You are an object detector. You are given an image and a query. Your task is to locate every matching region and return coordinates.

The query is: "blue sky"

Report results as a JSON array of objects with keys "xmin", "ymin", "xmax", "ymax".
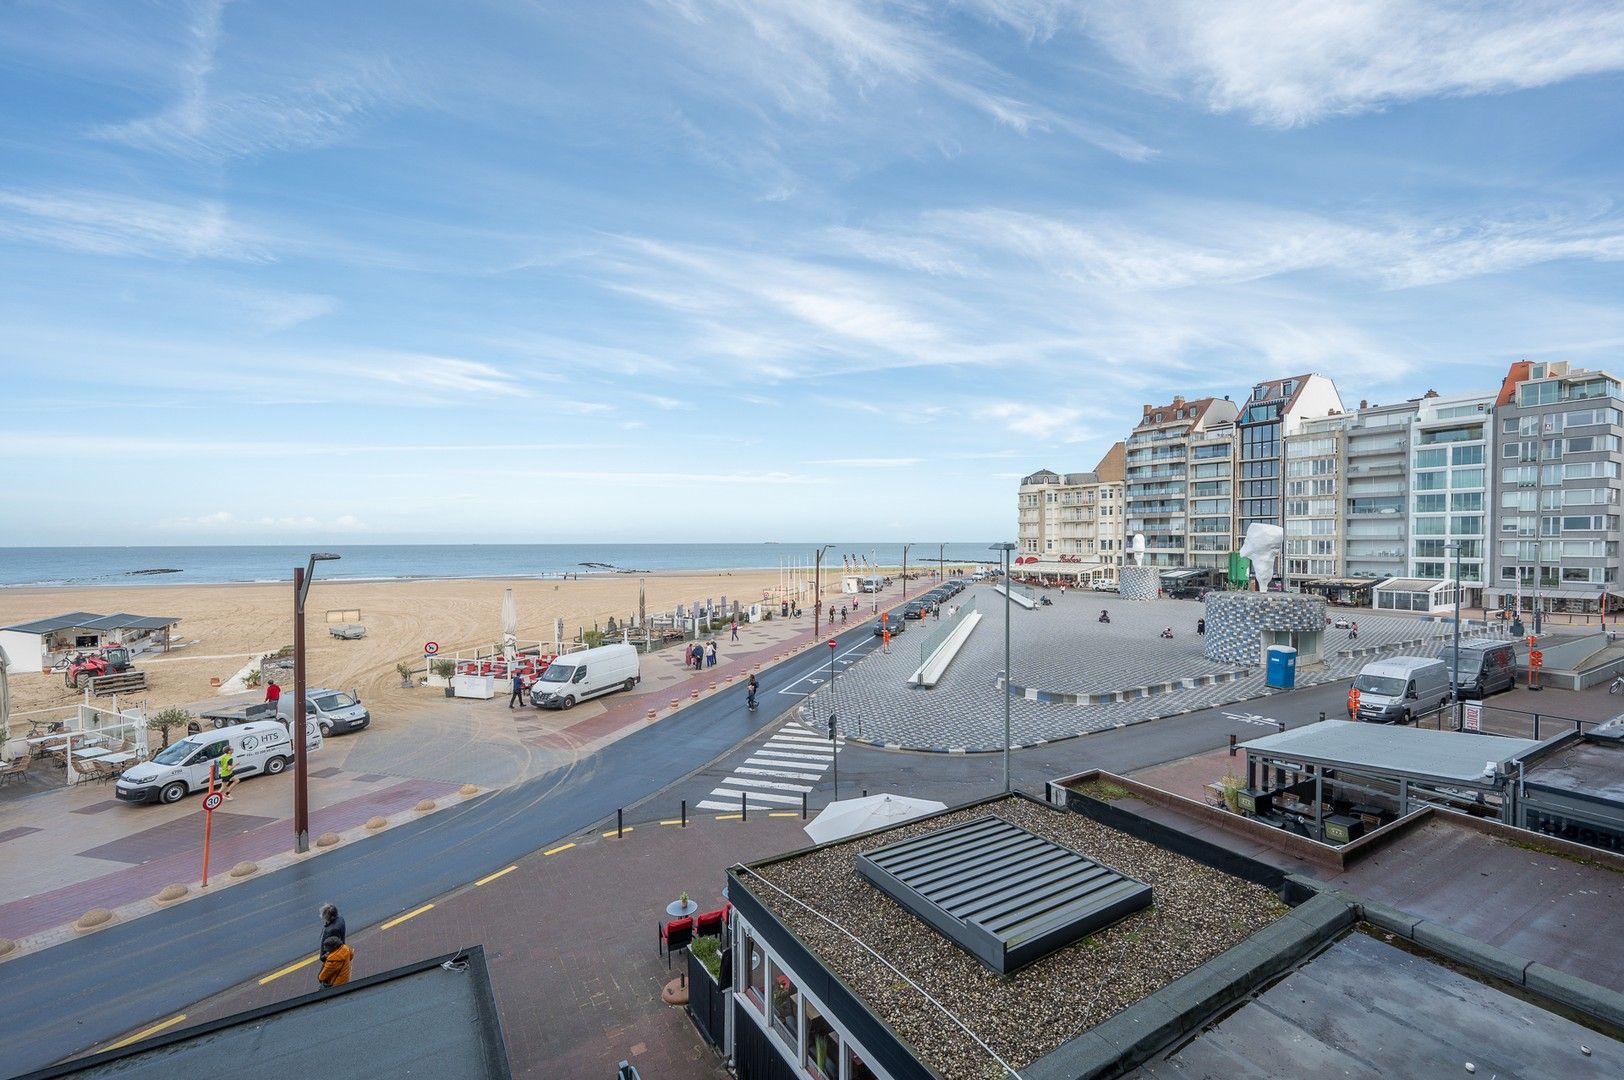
[{"xmin": 2, "ymin": 1, "xmax": 1622, "ymax": 545}]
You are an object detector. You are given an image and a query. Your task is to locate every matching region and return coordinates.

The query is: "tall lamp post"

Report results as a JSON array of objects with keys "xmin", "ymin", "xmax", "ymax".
[
  {"xmin": 827, "ymin": 637, "xmax": 839, "ymax": 799},
  {"xmin": 1446, "ymin": 541, "xmax": 1462, "ymax": 728},
  {"xmin": 990, "ymin": 541, "xmax": 1017, "ymax": 792},
  {"xmin": 813, "ymin": 544, "xmax": 832, "ymax": 640},
  {"xmin": 901, "ymin": 543, "xmax": 913, "ymax": 600},
  {"xmin": 293, "ymin": 552, "xmax": 341, "ymax": 853}
]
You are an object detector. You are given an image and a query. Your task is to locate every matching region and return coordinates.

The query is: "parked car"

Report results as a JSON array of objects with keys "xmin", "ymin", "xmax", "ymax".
[
  {"xmin": 531, "ymin": 642, "xmax": 641, "ymax": 710},
  {"xmin": 1092, "ymin": 581, "xmax": 1119, "ymax": 593},
  {"xmin": 1352, "ymin": 657, "xmax": 1451, "ymax": 723},
  {"xmin": 872, "ymin": 616, "xmax": 906, "ymax": 636},
  {"xmin": 901, "ymin": 602, "xmax": 927, "ymax": 620},
  {"xmin": 115, "ymin": 720, "xmax": 323, "ymax": 805},
  {"xmin": 1333, "ymin": 617, "xmax": 1352, "ymax": 629}
]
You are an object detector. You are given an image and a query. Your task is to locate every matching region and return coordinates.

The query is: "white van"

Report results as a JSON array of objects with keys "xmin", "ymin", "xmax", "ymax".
[
  {"xmin": 276, "ymin": 687, "xmax": 371, "ymax": 736},
  {"xmin": 114, "ymin": 720, "xmax": 323, "ymax": 805},
  {"xmin": 530, "ymin": 643, "xmax": 640, "ymax": 710},
  {"xmin": 1352, "ymin": 656, "xmax": 1451, "ymax": 723}
]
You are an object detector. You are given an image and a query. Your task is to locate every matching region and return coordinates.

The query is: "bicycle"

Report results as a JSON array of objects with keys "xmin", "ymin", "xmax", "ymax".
[{"xmin": 1610, "ymin": 674, "xmax": 1624, "ymax": 695}]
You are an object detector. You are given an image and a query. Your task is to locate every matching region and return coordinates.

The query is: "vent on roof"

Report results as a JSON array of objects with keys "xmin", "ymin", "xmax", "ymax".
[{"xmin": 855, "ymin": 815, "xmax": 1152, "ymax": 974}]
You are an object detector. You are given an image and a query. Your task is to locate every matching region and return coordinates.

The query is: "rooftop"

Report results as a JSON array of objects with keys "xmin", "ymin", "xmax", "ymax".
[
  {"xmin": 2, "ymin": 612, "xmax": 180, "ymax": 635},
  {"xmin": 736, "ymin": 796, "xmax": 1284, "ymax": 1080},
  {"xmin": 1524, "ymin": 734, "xmax": 1624, "ymax": 804},
  {"xmin": 1240, "ymin": 720, "xmax": 1541, "ymax": 785}
]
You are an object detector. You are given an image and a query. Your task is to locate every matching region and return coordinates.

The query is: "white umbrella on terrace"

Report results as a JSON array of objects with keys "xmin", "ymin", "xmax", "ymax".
[
  {"xmin": 804, "ymin": 793, "xmax": 948, "ymax": 845},
  {"xmin": 501, "ymin": 588, "xmax": 518, "ymax": 663}
]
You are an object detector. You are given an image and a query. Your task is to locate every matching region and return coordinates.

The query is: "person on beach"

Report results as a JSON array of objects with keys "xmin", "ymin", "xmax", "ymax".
[
  {"xmin": 265, "ymin": 680, "xmax": 281, "ymax": 704},
  {"xmin": 319, "ymin": 936, "xmax": 353, "ymax": 988},
  {"xmin": 217, "ymin": 744, "xmax": 237, "ymax": 800},
  {"xmin": 320, "ymin": 903, "xmax": 346, "ymax": 959},
  {"xmin": 508, "ymin": 670, "xmax": 525, "ymax": 709}
]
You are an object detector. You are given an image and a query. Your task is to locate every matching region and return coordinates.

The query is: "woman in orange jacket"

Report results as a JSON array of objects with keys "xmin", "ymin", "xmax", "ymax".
[{"xmin": 318, "ymin": 936, "xmax": 353, "ymax": 988}]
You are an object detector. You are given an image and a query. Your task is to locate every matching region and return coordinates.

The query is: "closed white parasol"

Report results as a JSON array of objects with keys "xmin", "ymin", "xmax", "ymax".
[
  {"xmin": 803, "ymin": 793, "xmax": 948, "ymax": 845},
  {"xmin": 501, "ymin": 588, "xmax": 518, "ymax": 662}
]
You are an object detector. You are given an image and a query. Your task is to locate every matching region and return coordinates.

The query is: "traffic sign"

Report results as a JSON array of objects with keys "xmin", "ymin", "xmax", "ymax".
[
  {"xmin": 828, "ymin": 638, "xmax": 837, "ymax": 649},
  {"xmin": 1526, "ymin": 635, "xmax": 1537, "ymax": 647},
  {"xmin": 424, "ymin": 641, "xmax": 440, "ymax": 655},
  {"xmin": 1530, "ymin": 650, "xmax": 1544, "ymax": 666},
  {"xmin": 203, "ymin": 791, "xmax": 223, "ymax": 812},
  {"xmin": 1462, "ymin": 703, "xmax": 1481, "ymax": 732}
]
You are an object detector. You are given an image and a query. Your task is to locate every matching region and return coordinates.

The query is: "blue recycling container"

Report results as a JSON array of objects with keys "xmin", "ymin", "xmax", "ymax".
[{"xmin": 1266, "ymin": 645, "xmax": 1298, "ymax": 690}]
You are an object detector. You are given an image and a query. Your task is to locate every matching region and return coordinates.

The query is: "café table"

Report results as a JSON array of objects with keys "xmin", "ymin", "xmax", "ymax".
[
  {"xmin": 666, "ymin": 899, "xmax": 699, "ymax": 919},
  {"xmin": 99, "ymin": 752, "xmax": 136, "ymax": 767},
  {"xmin": 73, "ymin": 746, "xmax": 112, "ymax": 761}
]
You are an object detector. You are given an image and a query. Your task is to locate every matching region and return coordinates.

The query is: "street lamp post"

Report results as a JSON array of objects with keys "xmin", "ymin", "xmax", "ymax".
[
  {"xmin": 813, "ymin": 545, "xmax": 832, "ymax": 640},
  {"xmin": 293, "ymin": 552, "xmax": 341, "ymax": 853},
  {"xmin": 1446, "ymin": 541, "xmax": 1462, "ymax": 728},
  {"xmin": 901, "ymin": 544, "xmax": 913, "ymax": 601},
  {"xmin": 827, "ymin": 638, "xmax": 839, "ymax": 800},
  {"xmin": 990, "ymin": 541, "xmax": 1017, "ymax": 793}
]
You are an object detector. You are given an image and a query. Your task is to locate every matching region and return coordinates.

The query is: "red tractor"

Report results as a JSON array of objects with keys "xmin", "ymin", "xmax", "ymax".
[{"xmin": 64, "ymin": 645, "xmax": 134, "ymax": 689}]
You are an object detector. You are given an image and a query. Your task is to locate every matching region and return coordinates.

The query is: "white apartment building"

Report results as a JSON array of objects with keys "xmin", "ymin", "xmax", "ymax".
[
  {"xmin": 1016, "ymin": 443, "xmax": 1126, "ymax": 583},
  {"xmin": 1342, "ymin": 400, "xmax": 1418, "ymax": 580},
  {"xmin": 1284, "ymin": 413, "xmax": 1349, "ymax": 581},
  {"xmin": 1124, "ymin": 396, "xmax": 1240, "ymax": 570},
  {"xmin": 1408, "ymin": 390, "xmax": 1494, "ymax": 606},
  {"xmin": 1491, "ymin": 360, "xmax": 1624, "ymax": 618}
]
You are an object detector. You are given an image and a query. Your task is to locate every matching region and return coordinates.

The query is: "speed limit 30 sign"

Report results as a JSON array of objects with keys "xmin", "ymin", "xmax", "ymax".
[{"xmin": 202, "ymin": 791, "xmax": 224, "ymax": 812}]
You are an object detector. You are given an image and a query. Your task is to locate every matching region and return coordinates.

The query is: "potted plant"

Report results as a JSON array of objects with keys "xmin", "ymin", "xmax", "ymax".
[
  {"xmin": 395, "ymin": 662, "xmax": 416, "ymax": 688},
  {"xmin": 149, "ymin": 706, "xmax": 192, "ymax": 750},
  {"xmin": 427, "ymin": 659, "xmax": 455, "ymax": 688}
]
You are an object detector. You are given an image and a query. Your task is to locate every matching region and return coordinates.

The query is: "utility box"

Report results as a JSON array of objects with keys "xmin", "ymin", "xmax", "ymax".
[
  {"xmin": 1265, "ymin": 645, "xmax": 1298, "ymax": 690},
  {"xmin": 1323, "ymin": 814, "xmax": 1365, "ymax": 844},
  {"xmin": 452, "ymin": 674, "xmax": 496, "ymax": 700},
  {"xmin": 1236, "ymin": 789, "xmax": 1273, "ymax": 816}
]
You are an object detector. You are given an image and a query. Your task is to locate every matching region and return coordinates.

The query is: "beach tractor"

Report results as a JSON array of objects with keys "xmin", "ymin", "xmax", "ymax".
[{"xmin": 64, "ymin": 645, "xmax": 134, "ymax": 690}]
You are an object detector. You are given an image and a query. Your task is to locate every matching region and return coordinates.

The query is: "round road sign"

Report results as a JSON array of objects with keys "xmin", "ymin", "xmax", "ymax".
[
  {"xmin": 424, "ymin": 641, "xmax": 440, "ymax": 655},
  {"xmin": 202, "ymin": 792, "xmax": 224, "ymax": 812}
]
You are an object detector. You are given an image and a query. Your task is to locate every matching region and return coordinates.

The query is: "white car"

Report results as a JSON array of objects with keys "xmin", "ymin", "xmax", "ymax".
[
  {"xmin": 1333, "ymin": 617, "xmax": 1352, "ymax": 629},
  {"xmin": 1092, "ymin": 581, "xmax": 1120, "ymax": 593}
]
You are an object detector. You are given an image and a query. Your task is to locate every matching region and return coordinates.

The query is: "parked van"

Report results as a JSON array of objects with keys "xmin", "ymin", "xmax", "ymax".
[
  {"xmin": 530, "ymin": 643, "xmax": 640, "ymax": 710},
  {"xmin": 1352, "ymin": 657, "xmax": 1451, "ymax": 723},
  {"xmin": 1444, "ymin": 641, "xmax": 1518, "ymax": 698},
  {"xmin": 276, "ymin": 687, "xmax": 371, "ymax": 736},
  {"xmin": 115, "ymin": 720, "xmax": 323, "ymax": 805}
]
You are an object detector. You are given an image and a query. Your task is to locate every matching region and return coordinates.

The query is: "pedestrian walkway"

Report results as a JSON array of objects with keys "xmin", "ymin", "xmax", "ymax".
[{"xmin": 696, "ymin": 721, "xmax": 840, "ymax": 811}]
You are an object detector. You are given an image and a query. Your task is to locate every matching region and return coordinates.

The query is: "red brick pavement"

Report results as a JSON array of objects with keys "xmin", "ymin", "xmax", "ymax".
[{"xmin": 0, "ymin": 778, "xmax": 458, "ymax": 941}]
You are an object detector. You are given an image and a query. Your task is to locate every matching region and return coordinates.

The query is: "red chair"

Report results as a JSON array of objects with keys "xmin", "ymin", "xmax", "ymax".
[
  {"xmin": 659, "ymin": 917, "xmax": 693, "ymax": 968},
  {"xmin": 694, "ymin": 908, "xmax": 726, "ymax": 939}
]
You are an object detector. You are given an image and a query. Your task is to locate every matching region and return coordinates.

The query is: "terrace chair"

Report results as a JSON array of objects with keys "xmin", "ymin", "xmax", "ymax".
[
  {"xmin": 694, "ymin": 908, "xmax": 726, "ymax": 939},
  {"xmin": 659, "ymin": 917, "xmax": 693, "ymax": 969},
  {"xmin": 71, "ymin": 759, "xmax": 110, "ymax": 786},
  {"xmin": 0, "ymin": 756, "xmax": 30, "ymax": 786}
]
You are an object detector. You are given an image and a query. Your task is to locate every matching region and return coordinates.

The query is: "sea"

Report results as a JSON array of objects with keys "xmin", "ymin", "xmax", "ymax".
[{"xmin": 0, "ymin": 544, "xmax": 998, "ymax": 589}]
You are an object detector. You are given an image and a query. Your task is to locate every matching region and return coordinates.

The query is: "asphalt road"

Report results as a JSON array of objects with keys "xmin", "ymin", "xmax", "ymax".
[{"xmin": 2, "ymin": 618, "xmax": 887, "ymax": 1078}]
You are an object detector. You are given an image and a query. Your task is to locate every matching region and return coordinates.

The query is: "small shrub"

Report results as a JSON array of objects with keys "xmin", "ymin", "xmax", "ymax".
[
  {"xmin": 1217, "ymin": 771, "xmax": 1244, "ymax": 813},
  {"xmin": 430, "ymin": 659, "xmax": 455, "ymax": 680},
  {"xmin": 150, "ymin": 706, "xmax": 192, "ymax": 748},
  {"xmin": 394, "ymin": 662, "xmax": 416, "ymax": 687},
  {"xmin": 690, "ymin": 934, "xmax": 722, "ymax": 980},
  {"xmin": 244, "ymin": 669, "xmax": 262, "ymax": 688},
  {"xmin": 582, "ymin": 629, "xmax": 606, "ymax": 648}
]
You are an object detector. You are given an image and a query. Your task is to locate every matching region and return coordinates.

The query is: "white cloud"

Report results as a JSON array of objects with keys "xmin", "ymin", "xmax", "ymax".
[
  {"xmin": 977, "ymin": 402, "xmax": 1096, "ymax": 442},
  {"xmin": 1079, "ymin": 1, "xmax": 1624, "ymax": 127},
  {"xmin": 175, "ymin": 510, "xmax": 369, "ymax": 532},
  {"xmin": 806, "ymin": 457, "xmax": 922, "ymax": 467},
  {"xmin": 0, "ymin": 189, "xmax": 269, "ymax": 261}
]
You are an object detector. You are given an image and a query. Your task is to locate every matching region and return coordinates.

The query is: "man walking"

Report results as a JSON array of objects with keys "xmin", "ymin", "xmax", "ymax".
[
  {"xmin": 319, "ymin": 936, "xmax": 353, "ymax": 988},
  {"xmin": 265, "ymin": 680, "xmax": 281, "ymax": 705},
  {"xmin": 508, "ymin": 670, "xmax": 526, "ymax": 709},
  {"xmin": 730, "ymin": 620, "xmax": 739, "ymax": 643},
  {"xmin": 706, "ymin": 641, "xmax": 718, "ymax": 667},
  {"xmin": 319, "ymin": 903, "xmax": 346, "ymax": 960}
]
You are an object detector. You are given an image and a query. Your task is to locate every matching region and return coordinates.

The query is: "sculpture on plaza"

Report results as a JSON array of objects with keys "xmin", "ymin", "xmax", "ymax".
[
  {"xmin": 1131, "ymin": 533, "xmax": 1146, "ymax": 567},
  {"xmin": 1238, "ymin": 523, "xmax": 1285, "ymax": 590}
]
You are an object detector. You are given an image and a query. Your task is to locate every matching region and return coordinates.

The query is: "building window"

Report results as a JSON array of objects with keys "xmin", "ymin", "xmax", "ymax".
[
  {"xmin": 744, "ymin": 934, "xmax": 767, "ymax": 1011},
  {"xmin": 804, "ymin": 999, "xmax": 839, "ymax": 1080},
  {"xmin": 1414, "ymin": 494, "xmax": 1445, "ymax": 513},
  {"xmin": 1415, "ymin": 448, "xmax": 1446, "ymax": 468},
  {"xmin": 1415, "ymin": 471, "xmax": 1446, "ymax": 491},
  {"xmin": 847, "ymin": 1045, "xmax": 880, "ymax": 1080},
  {"xmin": 1451, "ymin": 468, "xmax": 1485, "ymax": 488},
  {"xmin": 771, "ymin": 968, "xmax": 800, "ymax": 1048}
]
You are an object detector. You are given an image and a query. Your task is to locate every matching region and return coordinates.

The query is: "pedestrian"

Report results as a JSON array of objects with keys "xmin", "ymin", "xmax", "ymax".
[
  {"xmin": 508, "ymin": 670, "xmax": 525, "ymax": 709},
  {"xmin": 265, "ymin": 680, "xmax": 281, "ymax": 704},
  {"xmin": 882, "ymin": 628, "xmax": 891, "ymax": 654},
  {"xmin": 1197, "ymin": 617, "xmax": 1206, "ymax": 635},
  {"xmin": 685, "ymin": 643, "xmax": 696, "ymax": 669},
  {"xmin": 217, "ymin": 743, "xmax": 237, "ymax": 801},
  {"xmin": 1350, "ymin": 621, "xmax": 1359, "ymax": 640},
  {"xmin": 706, "ymin": 641, "xmax": 717, "ymax": 667},
  {"xmin": 730, "ymin": 620, "xmax": 739, "ymax": 642},
  {"xmin": 318, "ymin": 936, "xmax": 353, "ymax": 988},
  {"xmin": 829, "ymin": 605, "xmax": 835, "ymax": 625},
  {"xmin": 319, "ymin": 903, "xmax": 346, "ymax": 959}
]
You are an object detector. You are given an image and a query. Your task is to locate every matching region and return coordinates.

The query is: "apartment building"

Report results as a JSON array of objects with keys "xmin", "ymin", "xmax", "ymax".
[
  {"xmin": 1016, "ymin": 442, "xmax": 1127, "ymax": 583},
  {"xmin": 1491, "ymin": 361, "xmax": 1624, "ymax": 617},
  {"xmin": 1283, "ymin": 413, "xmax": 1350, "ymax": 580},
  {"xmin": 1408, "ymin": 390, "xmax": 1494, "ymax": 606},
  {"xmin": 1235, "ymin": 375, "xmax": 1345, "ymax": 575},
  {"xmin": 1341, "ymin": 400, "xmax": 1419, "ymax": 580},
  {"xmin": 1124, "ymin": 396, "xmax": 1239, "ymax": 569}
]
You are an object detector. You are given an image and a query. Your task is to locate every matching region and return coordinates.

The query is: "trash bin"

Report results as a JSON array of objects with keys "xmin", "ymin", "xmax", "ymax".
[{"xmin": 1265, "ymin": 645, "xmax": 1297, "ymax": 690}]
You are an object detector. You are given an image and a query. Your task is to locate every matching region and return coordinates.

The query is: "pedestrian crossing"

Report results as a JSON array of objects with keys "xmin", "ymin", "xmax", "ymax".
[{"xmin": 696, "ymin": 724, "xmax": 841, "ymax": 811}]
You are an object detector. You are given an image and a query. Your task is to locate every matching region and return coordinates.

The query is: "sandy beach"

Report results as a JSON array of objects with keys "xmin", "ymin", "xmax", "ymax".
[{"xmin": 0, "ymin": 570, "xmax": 798, "ymax": 719}]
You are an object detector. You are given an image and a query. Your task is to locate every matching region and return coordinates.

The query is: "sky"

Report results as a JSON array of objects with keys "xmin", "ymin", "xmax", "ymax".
[{"xmin": 2, "ymin": 1, "xmax": 1623, "ymax": 545}]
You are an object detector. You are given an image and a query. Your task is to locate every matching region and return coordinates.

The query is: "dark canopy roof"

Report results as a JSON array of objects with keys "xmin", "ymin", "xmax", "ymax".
[{"xmin": 2, "ymin": 612, "xmax": 178, "ymax": 635}]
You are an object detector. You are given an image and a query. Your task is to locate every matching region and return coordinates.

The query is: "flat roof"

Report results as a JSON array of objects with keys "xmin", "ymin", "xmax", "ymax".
[
  {"xmin": 1240, "ymin": 720, "xmax": 1540, "ymax": 784},
  {"xmin": 855, "ymin": 815, "xmax": 1152, "ymax": 973},
  {"xmin": 1373, "ymin": 578, "xmax": 1448, "ymax": 592},
  {"xmin": 1524, "ymin": 737, "xmax": 1624, "ymax": 804},
  {"xmin": 1129, "ymin": 930, "xmax": 1624, "ymax": 1077},
  {"xmin": 1, "ymin": 612, "xmax": 179, "ymax": 635},
  {"xmin": 21, "ymin": 948, "xmax": 509, "ymax": 1080}
]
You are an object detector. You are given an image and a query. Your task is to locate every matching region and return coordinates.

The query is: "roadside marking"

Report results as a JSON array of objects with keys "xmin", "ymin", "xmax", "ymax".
[
  {"xmin": 105, "ymin": 1014, "xmax": 186, "ymax": 1050},
  {"xmin": 736, "ymin": 765, "xmax": 823, "ymax": 781},
  {"xmin": 776, "ymin": 640, "xmax": 873, "ymax": 695},
  {"xmin": 707, "ymin": 787, "xmax": 802, "ymax": 805},
  {"xmin": 715, "ymin": 813, "xmax": 743, "ymax": 820},
  {"xmin": 474, "ymin": 865, "xmax": 518, "ymax": 887},
  {"xmin": 722, "ymin": 776, "xmax": 813, "ymax": 792},
  {"xmin": 1222, "ymin": 711, "xmax": 1283, "ymax": 729},
  {"xmin": 258, "ymin": 955, "xmax": 318, "ymax": 985},
  {"xmin": 659, "ymin": 818, "xmax": 683, "ymax": 825},
  {"xmin": 544, "ymin": 842, "xmax": 575, "ymax": 855},
  {"xmin": 602, "ymin": 827, "xmax": 634, "ymax": 837},
  {"xmin": 381, "ymin": 903, "xmax": 434, "ymax": 930},
  {"xmin": 768, "ymin": 811, "xmax": 798, "ymax": 817}
]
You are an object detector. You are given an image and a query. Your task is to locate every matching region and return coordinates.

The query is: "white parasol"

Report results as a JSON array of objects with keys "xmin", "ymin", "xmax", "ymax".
[
  {"xmin": 501, "ymin": 588, "xmax": 518, "ymax": 662},
  {"xmin": 803, "ymin": 793, "xmax": 948, "ymax": 845}
]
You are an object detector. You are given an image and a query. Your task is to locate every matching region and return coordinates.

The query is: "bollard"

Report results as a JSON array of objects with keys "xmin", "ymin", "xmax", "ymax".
[
  {"xmin": 863, "ymin": 790, "xmax": 867, "ymax": 799},
  {"xmin": 681, "ymin": 800, "xmax": 687, "ymax": 828},
  {"xmin": 617, "ymin": 808, "xmax": 623, "ymax": 839},
  {"xmin": 1229, "ymin": 733, "xmax": 1236, "ymax": 757},
  {"xmin": 1318, "ymin": 711, "xmax": 1325, "ymax": 723},
  {"xmin": 742, "ymin": 792, "xmax": 748, "ymax": 821},
  {"xmin": 801, "ymin": 792, "xmax": 808, "ymax": 819}
]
